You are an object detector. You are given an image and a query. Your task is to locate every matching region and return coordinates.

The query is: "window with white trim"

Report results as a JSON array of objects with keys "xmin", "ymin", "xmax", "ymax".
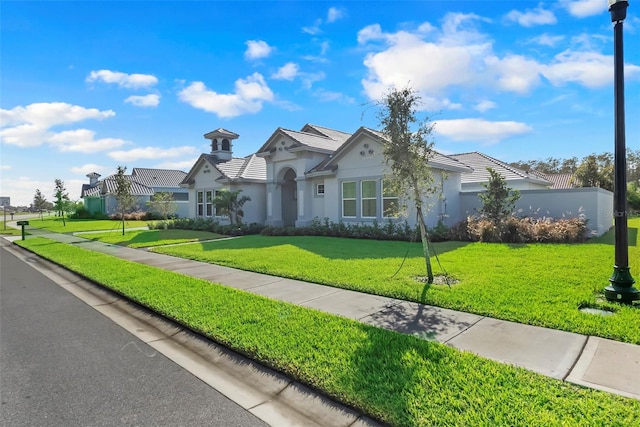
[
  {"xmin": 316, "ymin": 184, "xmax": 325, "ymax": 196},
  {"xmin": 342, "ymin": 181, "xmax": 356, "ymax": 217},
  {"xmin": 197, "ymin": 191, "xmax": 204, "ymax": 216},
  {"xmin": 361, "ymin": 180, "xmax": 377, "ymax": 218},
  {"xmin": 205, "ymin": 190, "xmax": 214, "ymax": 216},
  {"xmin": 382, "ymin": 179, "xmax": 399, "ymax": 218}
]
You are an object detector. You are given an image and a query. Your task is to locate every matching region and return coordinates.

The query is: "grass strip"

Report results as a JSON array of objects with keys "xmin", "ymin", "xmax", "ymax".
[
  {"xmin": 26, "ymin": 218, "xmax": 150, "ymax": 233},
  {"xmin": 17, "ymin": 237, "xmax": 640, "ymax": 427},
  {"xmin": 152, "ymin": 219, "xmax": 640, "ymax": 344},
  {"xmin": 81, "ymin": 229, "xmax": 226, "ymax": 248}
]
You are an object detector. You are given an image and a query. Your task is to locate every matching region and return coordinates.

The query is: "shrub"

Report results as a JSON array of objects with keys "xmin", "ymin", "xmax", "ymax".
[
  {"xmin": 153, "ymin": 217, "xmax": 264, "ymax": 236},
  {"xmin": 259, "ymin": 217, "xmax": 445, "ymax": 242},
  {"xmin": 455, "ymin": 215, "xmax": 588, "ymax": 244}
]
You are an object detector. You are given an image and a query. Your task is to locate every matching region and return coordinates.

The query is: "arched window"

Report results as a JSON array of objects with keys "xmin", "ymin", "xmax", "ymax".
[
  {"xmin": 222, "ymin": 139, "xmax": 230, "ymax": 151},
  {"xmin": 212, "ymin": 139, "xmax": 218, "ymax": 151}
]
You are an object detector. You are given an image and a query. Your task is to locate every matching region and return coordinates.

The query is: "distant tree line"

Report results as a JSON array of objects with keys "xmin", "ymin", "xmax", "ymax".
[{"xmin": 509, "ymin": 148, "xmax": 640, "ymax": 192}]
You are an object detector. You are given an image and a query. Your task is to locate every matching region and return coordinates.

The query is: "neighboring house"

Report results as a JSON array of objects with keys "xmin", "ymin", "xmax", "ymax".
[
  {"xmin": 81, "ymin": 168, "xmax": 189, "ymax": 217},
  {"xmin": 449, "ymin": 152, "xmax": 552, "ymax": 191},
  {"xmin": 537, "ymin": 172, "xmax": 576, "ymax": 189},
  {"xmin": 180, "ymin": 128, "xmax": 267, "ymax": 224},
  {"xmin": 450, "ymin": 153, "xmax": 612, "ymax": 235}
]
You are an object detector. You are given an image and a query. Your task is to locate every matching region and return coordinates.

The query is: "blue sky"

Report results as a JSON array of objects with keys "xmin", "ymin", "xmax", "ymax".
[{"xmin": 1, "ymin": 0, "xmax": 639, "ymax": 206}]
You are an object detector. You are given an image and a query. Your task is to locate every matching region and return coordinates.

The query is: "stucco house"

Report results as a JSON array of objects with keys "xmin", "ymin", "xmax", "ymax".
[
  {"xmin": 180, "ymin": 128, "xmax": 267, "ymax": 224},
  {"xmin": 182, "ymin": 124, "xmax": 613, "ymax": 236},
  {"xmin": 184, "ymin": 124, "xmax": 470, "ymax": 228},
  {"xmin": 81, "ymin": 168, "xmax": 189, "ymax": 217}
]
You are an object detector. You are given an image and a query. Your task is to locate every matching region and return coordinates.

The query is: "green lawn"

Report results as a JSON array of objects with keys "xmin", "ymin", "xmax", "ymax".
[
  {"xmin": 152, "ymin": 218, "xmax": 640, "ymax": 344},
  {"xmin": 15, "ymin": 237, "xmax": 640, "ymax": 427},
  {"xmin": 25, "ymin": 217, "xmax": 150, "ymax": 233},
  {"xmin": 83, "ymin": 229, "xmax": 226, "ymax": 248}
]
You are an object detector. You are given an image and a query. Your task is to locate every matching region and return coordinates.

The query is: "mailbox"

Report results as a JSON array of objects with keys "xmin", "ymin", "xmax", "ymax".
[{"xmin": 16, "ymin": 220, "xmax": 29, "ymax": 240}]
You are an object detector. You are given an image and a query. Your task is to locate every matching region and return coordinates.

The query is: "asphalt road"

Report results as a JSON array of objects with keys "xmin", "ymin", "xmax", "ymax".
[{"xmin": 0, "ymin": 246, "xmax": 268, "ymax": 427}]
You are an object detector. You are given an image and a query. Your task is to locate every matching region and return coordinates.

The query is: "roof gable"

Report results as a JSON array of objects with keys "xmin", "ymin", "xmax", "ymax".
[
  {"xmin": 307, "ymin": 127, "xmax": 473, "ymax": 175},
  {"xmin": 257, "ymin": 124, "xmax": 351, "ymax": 155},
  {"xmin": 181, "ymin": 153, "xmax": 266, "ymax": 185}
]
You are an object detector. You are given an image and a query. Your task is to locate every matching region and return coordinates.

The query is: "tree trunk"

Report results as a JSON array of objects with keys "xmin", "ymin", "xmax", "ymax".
[
  {"xmin": 416, "ymin": 205, "xmax": 434, "ymax": 284},
  {"xmin": 122, "ymin": 212, "xmax": 125, "ymax": 236}
]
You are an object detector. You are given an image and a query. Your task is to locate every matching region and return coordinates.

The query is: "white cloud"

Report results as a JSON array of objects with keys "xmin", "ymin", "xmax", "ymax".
[
  {"xmin": 108, "ymin": 146, "xmax": 197, "ymax": 162},
  {"xmin": 361, "ymin": 30, "xmax": 486, "ymax": 101},
  {"xmin": 272, "ymin": 62, "xmax": 300, "ymax": 80},
  {"xmin": 300, "ymin": 71, "xmax": 326, "ymax": 89},
  {"xmin": 244, "ymin": 40, "xmax": 273, "ymax": 60},
  {"xmin": 302, "ymin": 18, "xmax": 323, "ymax": 35},
  {"xmin": 542, "ymin": 50, "xmax": 640, "ymax": 88},
  {"xmin": 357, "ymin": 24, "xmax": 384, "ymax": 44},
  {"xmin": 86, "ymin": 69, "xmax": 158, "ymax": 89},
  {"xmin": 474, "ymin": 100, "xmax": 497, "ymax": 112},
  {"xmin": 1, "ymin": 165, "xmax": 11, "ymax": 170},
  {"xmin": 179, "ymin": 73, "xmax": 274, "ymax": 118},
  {"xmin": 358, "ymin": 12, "xmax": 640, "ymax": 107},
  {"xmin": 0, "ymin": 124, "xmax": 49, "ymax": 147},
  {"xmin": 562, "ymin": 0, "xmax": 606, "ymax": 18},
  {"xmin": 0, "ymin": 176, "xmax": 54, "ymax": 207},
  {"xmin": 48, "ymin": 129, "xmax": 127, "ymax": 153},
  {"xmin": 313, "ymin": 88, "xmax": 355, "ymax": 104},
  {"xmin": 154, "ymin": 158, "xmax": 199, "ymax": 170},
  {"xmin": 485, "ymin": 54, "xmax": 542, "ymax": 94},
  {"xmin": 528, "ymin": 33, "xmax": 565, "ymax": 47},
  {"xmin": 434, "ymin": 118, "xmax": 533, "ymax": 144},
  {"xmin": 0, "ymin": 102, "xmax": 116, "ymax": 148},
  {"xmin": 71, "ymin": 164, "xmax": 109, "ymax": 175},
  {"xmin": 327, "ymin": 7, "xmax": 345, "ymax": 23},
  {"xmin": 124, "ymin": 94, "xmax": 160, "ymax": 107},
  {"xmin": 1, "ymin": 102, "xmax": 114, "ymax": 129},
  {"xmin": 505, "ymin": 5, "xmax": 557, "ymax": 27}
]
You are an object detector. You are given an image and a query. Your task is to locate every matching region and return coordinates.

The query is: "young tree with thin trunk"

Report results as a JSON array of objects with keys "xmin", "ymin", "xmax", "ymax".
[
  {"xmin": 378, "ymin": 86, "xmax": 437, "ymax": 283},
  {"xmin": 147, "ymin": 192, "xmax": 177, "ymax": 228},
  {"xmin": 53, "ymin": 178, "xmax": 70, "ymax": 226},
  {"xmin": 478, "ymin": 167, "xmax": 520, "ymax": 224},
  {"xmin": 113, "ymin": 166, "xmax": 136, "ymax": 235},
  {"xmin": 32, "ymin": 188, "xmax": 47, "ymax": 220}
]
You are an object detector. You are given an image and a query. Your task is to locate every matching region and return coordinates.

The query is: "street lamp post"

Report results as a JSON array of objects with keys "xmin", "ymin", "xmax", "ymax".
[{"xmin": 604, "ymin": 0, "xmax": 639, "ymax": 304}]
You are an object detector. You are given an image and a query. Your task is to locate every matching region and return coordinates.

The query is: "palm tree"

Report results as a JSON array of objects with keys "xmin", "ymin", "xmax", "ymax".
[{"xmin": 213, "ymin": 190, "xmax": 251, "ymax": 225}]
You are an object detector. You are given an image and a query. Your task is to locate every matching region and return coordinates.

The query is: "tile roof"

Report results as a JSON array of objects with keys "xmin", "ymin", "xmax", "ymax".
[
  {"xmin": 301, "ymin": 124, "xmax": 353, "ymax": 143},
  {"xmin": 131, "ymin": 168, "xmax": 187, "ymax": 187},
  {"xmin": 81, "ymin": 168, "xmax": 186, "ymax": 198},
  {"xmin": 540, "ymin": 172, "xmax": 576, "ymax": 189},
  {"xmin": 100, "ymin": 175, "xmax": 155, "ymax": 196},
  {"xmin": 280, "ymin": 128, "xmax": 347, "ymax": 152},
  {"xmin": 198, "ymin": 154, "xmax": 267, "ymax": 181},
  {"xmin": 449, "ymin": 152, "xmax": 551, "ymax": 185},
  {"xmin": 307, "ymin": 127, "xmax": 472, "ymax": 175}
]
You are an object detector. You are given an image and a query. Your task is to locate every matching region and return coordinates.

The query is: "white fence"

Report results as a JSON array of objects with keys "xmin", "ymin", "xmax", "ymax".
[{"xmin": 459, "ymin": 187, "xmax": 614, "ymax": 237}]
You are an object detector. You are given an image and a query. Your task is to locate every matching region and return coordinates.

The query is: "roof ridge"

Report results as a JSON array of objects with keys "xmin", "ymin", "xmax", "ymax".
[
  {"xmin": 236, "ymin": 154, "xmax": 254, "ymax": 178},
  {"xmin": 475, "ymin": 152, "xmax": 530, "ymax": 179}
]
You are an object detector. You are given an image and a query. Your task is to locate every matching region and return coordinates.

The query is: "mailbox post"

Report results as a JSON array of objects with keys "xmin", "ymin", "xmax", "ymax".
[{"xmin": 16, "ymin": 221, "xmax": 29, "ymax": 240}]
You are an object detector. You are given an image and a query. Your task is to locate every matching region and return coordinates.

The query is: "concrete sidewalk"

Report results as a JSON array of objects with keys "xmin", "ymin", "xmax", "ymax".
[{"xmin": 6, "ymin": 229, "xmax": 640, "ymax": 401}]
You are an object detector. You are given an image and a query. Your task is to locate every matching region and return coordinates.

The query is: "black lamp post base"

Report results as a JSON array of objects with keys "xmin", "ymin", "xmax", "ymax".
[{"xmin": 605, "ymin": 266, "xmax": 639, "ymax": 303}]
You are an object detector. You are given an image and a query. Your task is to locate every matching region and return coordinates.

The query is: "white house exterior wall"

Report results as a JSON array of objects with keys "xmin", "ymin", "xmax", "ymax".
[
  {"xmin": 313, "ymin": 135, "xmax": 463, "ymax": 228},
  {"xmin": 459, "ymin": 187, "xmax": 613, "ymax": 236},
  {"xmin": 236, "ymin": 183, "xmax": 266, "ymax": 224}
]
